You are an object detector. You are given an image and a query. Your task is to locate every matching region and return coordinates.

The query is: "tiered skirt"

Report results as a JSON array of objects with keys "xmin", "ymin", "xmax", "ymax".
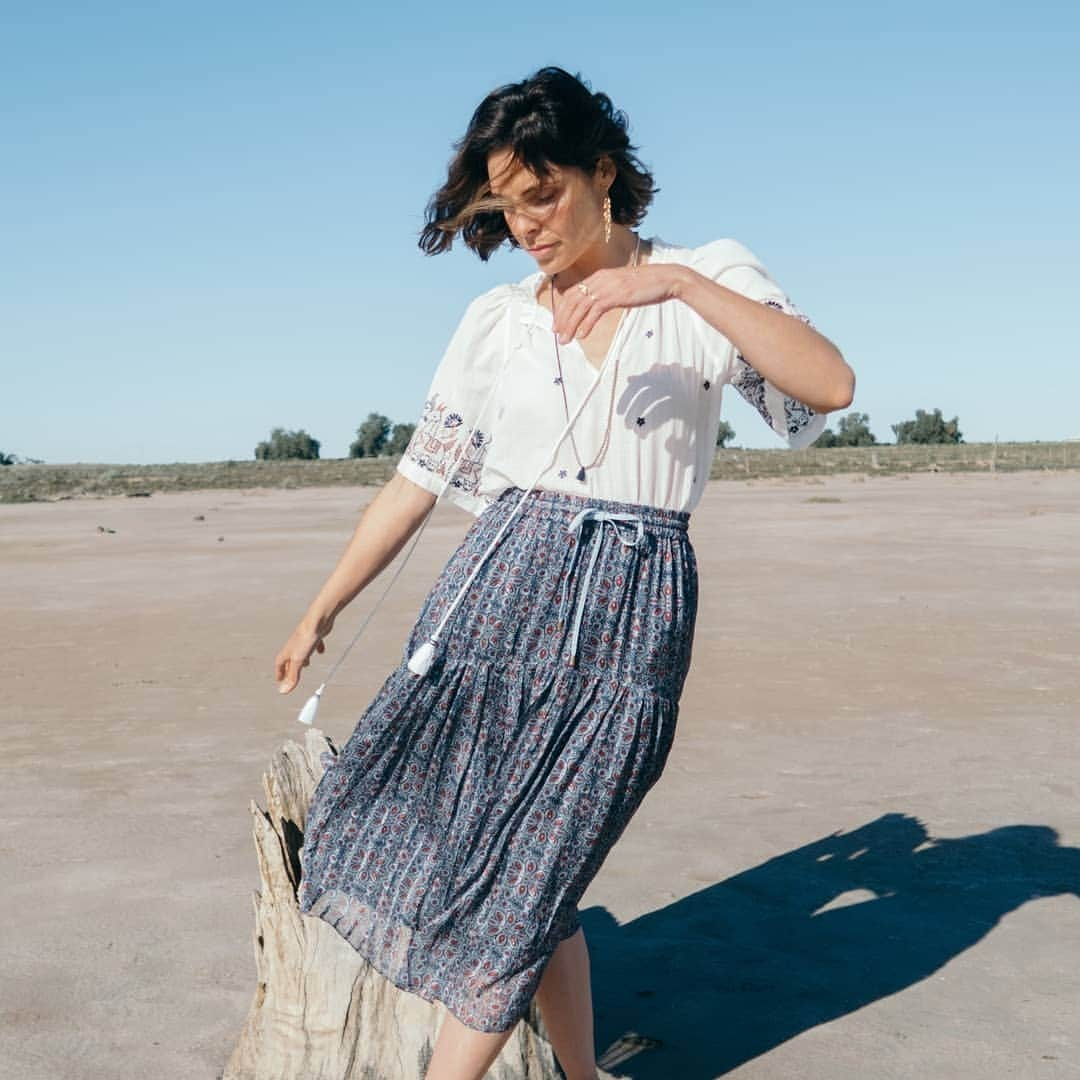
[{"xmin": 297, "ymin": 485, "xmax": 698, "ymax": 1033}]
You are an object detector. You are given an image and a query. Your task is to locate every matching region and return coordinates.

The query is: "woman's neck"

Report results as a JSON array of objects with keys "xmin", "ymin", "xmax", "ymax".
[{"xmin": 550, "ymin": 226, "xmax": 642, "ymax": 292}]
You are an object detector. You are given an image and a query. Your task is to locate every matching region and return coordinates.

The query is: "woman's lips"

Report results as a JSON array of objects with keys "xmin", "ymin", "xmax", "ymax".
[{"xmin": 529, "ymin": 242, "xmax": 556, "ymax": 254}]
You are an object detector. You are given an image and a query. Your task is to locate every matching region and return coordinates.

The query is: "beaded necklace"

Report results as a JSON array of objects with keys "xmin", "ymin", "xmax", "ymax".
[{"xmin": 549, "ymin": 232, "xmax": 641, "ymax": 482}]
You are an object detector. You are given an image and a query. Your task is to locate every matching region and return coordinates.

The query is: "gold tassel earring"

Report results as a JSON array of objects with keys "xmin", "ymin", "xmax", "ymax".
[{"xmin": 602, "ymin": 194, "xmax": 612, "ymax": 243}]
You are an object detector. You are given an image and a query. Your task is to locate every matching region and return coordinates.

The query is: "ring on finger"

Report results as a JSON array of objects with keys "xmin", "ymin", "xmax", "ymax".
[{"xmin": 577, "ymin": 282, "xmax": 592, "ymax": 297}]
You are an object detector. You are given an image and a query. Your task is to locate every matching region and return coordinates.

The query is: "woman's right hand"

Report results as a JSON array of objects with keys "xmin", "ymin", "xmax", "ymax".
[{"xmin": 275, "ymin": 616, "xmax": 335, "ymax": 694}]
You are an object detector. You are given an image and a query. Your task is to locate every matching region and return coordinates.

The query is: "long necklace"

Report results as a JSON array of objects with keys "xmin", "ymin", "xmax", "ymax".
[{"xmin": 550, "ymin": 232, "xmax": 641, "ymax": 483}]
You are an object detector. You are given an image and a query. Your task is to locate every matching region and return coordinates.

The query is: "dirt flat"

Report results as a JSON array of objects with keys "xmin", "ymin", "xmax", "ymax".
[{"xmin": 2, "ymin": 470, "xmax": 1077, "ymax": 1079}]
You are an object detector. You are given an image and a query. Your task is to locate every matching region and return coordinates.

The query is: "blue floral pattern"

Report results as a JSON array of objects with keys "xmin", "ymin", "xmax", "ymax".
[
  {"xmin": 297, "ymin": 486, "xmax": 698, "ymax": 1033},
  {"xmin": 728, "ymin": 296, "xmax": 826, "ymax": 446}
]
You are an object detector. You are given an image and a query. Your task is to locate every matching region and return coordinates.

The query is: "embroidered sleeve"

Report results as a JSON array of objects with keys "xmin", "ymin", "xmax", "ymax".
[
  {"xmin": 395, "ymin": 287, "xmax": 509, "ymax": 515},
  {"xmin": 689, "ymin": 239, "xmax": 830, "ymax": 450},
  {"xmin": 725, "ymin": 290, "xmax": 829, "ymax": 450},
  {"xmin": 397, "ymin": 390, "xmax": 492, "ymax": 510}
]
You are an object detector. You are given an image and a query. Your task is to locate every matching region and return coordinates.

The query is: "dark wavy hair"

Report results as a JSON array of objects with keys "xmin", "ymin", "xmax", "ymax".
[{"xmin": 418, "ymin": 66, "xmax": 659, "ymax": 261}]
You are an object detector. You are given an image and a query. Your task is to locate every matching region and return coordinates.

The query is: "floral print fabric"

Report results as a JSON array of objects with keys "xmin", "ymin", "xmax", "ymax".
[{"xmin": 297, "ymin": 485, "xmax": 698, "ymax": 1033}]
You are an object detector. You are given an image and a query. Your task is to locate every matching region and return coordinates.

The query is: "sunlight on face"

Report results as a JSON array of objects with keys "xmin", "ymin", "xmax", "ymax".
[{"xmin": 486, "ymin": 147, "xmax": 603, "ymax": 270}]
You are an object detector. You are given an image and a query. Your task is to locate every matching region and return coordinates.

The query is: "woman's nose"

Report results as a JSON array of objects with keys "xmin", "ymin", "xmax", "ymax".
[{"xmin": 507, "ymin": 207, "xmax": 540, "ymax": 234}]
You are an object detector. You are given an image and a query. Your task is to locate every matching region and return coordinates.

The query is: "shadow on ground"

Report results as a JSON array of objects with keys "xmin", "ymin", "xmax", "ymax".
[{"xmin": 585, "ymin": 812, "xmax": 1080, "ymax": 1078}]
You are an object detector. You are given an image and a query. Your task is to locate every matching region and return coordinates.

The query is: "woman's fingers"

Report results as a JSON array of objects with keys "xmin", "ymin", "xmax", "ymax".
[
  {"xmin": 573, "ymin": 299, "xmax": 610, "ymax": 341},
  {"xmin": 275, "ymin": 626, "xmax": 325, "ymax": 693},
  {"xmin": 279, "ymin": 656, "xmax": 298, "ymax": 692},
  {"xmin": 554, "ymin": 266, "xmax": 674, "ymax": 340},
  {"xmin": 555, "ymin": 290, "xmax": 601, "ymax": 343},
  {"xmin": 551, "ymin": 277, "xmax": 589, "ymax": 340},
  {"xmin": 278, "ymin": 653, "xmax": 308, "ymax": 693},
  {"xmin": 277, "ymin": 658, "xmax": 294, "ymax": 693}
]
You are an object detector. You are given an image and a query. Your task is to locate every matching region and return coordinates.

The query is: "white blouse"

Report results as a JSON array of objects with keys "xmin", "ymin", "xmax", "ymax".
[{"xmin": 395, "ymin": 235, "xmax": 830, "ymax": 517}]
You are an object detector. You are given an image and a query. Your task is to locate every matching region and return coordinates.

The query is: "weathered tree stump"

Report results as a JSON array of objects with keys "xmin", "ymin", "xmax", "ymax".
[{"xmin": 223, "ymin": 727, "xmax": 626, "ymax": 1080}]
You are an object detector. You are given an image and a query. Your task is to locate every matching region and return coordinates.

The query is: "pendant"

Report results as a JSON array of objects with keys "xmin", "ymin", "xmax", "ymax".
[{"xmin": 576, "ymin": 466, "xmax": 586, "ymax": 482}]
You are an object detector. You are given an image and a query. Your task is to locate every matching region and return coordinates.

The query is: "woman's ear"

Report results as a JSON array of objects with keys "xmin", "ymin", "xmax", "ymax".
[{"xmin": 593, "ymin": 155, "xmax": 616, "ymax": 192}]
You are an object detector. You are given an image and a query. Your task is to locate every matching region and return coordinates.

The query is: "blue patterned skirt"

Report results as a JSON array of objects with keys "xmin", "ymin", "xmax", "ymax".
[{"xmin": 297, "ymin": 486, "xmax": 698, "ymax": 1033}]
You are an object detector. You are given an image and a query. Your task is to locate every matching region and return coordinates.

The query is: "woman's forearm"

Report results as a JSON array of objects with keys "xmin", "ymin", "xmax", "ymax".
[
  {"xmin": 299, "ymin": 471, "xmax": 436, "ymax": 635},
  {"xmin": 670, "ymin": 266, "xmax": 854, "ymax": 412}
]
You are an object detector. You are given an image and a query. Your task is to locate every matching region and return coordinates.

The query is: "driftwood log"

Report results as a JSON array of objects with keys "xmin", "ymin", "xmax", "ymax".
[{"xmin": 223, "ymin": 727, "xmax": 628, "ymax": 1080}]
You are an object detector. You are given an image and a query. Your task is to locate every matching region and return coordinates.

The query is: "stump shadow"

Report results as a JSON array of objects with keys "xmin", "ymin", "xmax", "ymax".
[{"xmin": 584, "ymin": 812, "xmax": 1080, "ymax": 1078}]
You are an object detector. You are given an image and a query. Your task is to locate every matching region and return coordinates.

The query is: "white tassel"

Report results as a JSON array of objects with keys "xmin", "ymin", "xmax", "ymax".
[
  {"xmin": 407, "ymin": 639, "xmax": 437, "ymax": 676},
  {"xmin": 297, "ymin": 683, "xmax": 325, "ymax": 726}
]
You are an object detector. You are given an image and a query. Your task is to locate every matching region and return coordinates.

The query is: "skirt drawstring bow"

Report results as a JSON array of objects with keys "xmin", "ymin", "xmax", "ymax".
[{"xmin": 556, "ymin": 508, "xmax": 645, "ymax": 668}]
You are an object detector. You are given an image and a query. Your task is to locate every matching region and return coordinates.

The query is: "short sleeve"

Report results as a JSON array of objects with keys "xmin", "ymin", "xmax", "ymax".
[
  {"xmin": 689, "ymin": 238, "xmax": 829, "ymax": 450},
  {"xmin": 395, "ymin": 286, "xmax": 511, "ymax": 515}
]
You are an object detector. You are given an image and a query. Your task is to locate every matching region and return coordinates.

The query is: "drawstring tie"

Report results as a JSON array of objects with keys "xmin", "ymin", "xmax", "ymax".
[{"xmin": 557, "ymin": 508, "xmax": 645, "ymax": 668}]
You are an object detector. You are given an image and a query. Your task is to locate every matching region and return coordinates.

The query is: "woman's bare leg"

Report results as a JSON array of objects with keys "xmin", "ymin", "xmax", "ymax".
[
  {"xmin": 424, "ymin": 925, "xmax": 596, "ymax": 1080},
  {"xmin": 425, "ymin": 1012, "xmax": 517, "ymax": 1080},
  {"xmin": 534, "ymin": 926, "xmax": 598, "ymax": 1080}
]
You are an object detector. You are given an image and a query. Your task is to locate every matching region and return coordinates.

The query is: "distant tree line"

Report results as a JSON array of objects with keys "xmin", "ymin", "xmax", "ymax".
[
  {"xmin": 254, "ymin": 405, "xmax": 964, "ymax": 463},
  {"xmin": 0, "ymin": 407, "xmax": 967, "ymax": 466},
  {"xmin": 715, "ymin": 407, "xmax": 963, "ymax": 449},
  {"xmin": 814, "ymin": 408, "xmax": 962, "ymax": 447},
  {"xmin": 253, "ymin": 413, "xmax": 416, "ymax": 462},
  {"xmin": 0, "ymin": 451, "xmax": 44, "ymax": 466},
  {"xmin": 889, "ymin": 408, "xmax": 963, "ymax": 445}
]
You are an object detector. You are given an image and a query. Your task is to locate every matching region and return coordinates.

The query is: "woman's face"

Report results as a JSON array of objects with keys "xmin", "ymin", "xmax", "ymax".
[{"xmin": 486, "ymin": 147, "xmax": 613, "ymax": 274}]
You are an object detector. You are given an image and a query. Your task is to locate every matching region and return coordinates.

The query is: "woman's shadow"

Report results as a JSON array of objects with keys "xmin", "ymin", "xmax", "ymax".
[{"xmin": 583, "ymin": 813, "xmax": 1080, "ymax": 1077}]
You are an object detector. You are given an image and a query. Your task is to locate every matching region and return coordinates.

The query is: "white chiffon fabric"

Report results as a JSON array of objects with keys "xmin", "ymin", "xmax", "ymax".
[{"xmin": 395, "ymin": 235, "xmax": 830, "ymax": 517}]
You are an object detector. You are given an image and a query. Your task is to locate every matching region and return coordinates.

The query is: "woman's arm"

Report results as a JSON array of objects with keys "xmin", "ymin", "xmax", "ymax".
[
  {"xmin": 275, "ymin": 471, "xmax": 436, "ymax": 693},
  {"xmin": 670, "ymin": 266, "xmax": 855, "ymax": 412},
  {"xmin": 300, "ymin": 471, "xmax": 437, "ymax": 634}
]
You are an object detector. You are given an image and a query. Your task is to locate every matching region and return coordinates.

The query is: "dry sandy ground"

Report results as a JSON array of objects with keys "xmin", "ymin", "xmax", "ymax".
[{"xmin": 2, "ymin": 470, "xmax": 1078, "ymax": 1080}]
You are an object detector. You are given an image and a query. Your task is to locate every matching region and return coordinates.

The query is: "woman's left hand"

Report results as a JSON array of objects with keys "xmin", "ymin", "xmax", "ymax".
[{"xmin": 552, "ymin": 264, "xmax": 686, "ymax": 344}]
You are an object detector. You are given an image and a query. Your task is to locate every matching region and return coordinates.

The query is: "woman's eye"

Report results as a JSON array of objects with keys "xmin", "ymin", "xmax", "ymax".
[{"xmin": 501, "ymin": 189, "xmax": 559, "ymax": 219}]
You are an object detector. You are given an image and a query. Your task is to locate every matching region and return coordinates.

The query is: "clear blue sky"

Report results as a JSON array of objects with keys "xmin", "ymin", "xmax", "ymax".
[{"xmin": 3, "ymin": 2, "xmax": 1078, "ymax": 463}]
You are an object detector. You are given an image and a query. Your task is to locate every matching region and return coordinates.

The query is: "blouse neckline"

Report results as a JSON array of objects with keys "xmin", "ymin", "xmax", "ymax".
[
  {"xmin": 510, "ymin": 234, "xmax": 682, "ymax": 384},
  {"xmin": 514, "ymin": 234, "xmax": 677, "ymax": 313}
]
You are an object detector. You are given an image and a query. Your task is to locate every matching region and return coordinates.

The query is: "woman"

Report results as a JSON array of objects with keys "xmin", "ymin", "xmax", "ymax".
[{"xmin": 276, "ymin": 66, "xmax": 853, "ymax": 1080}]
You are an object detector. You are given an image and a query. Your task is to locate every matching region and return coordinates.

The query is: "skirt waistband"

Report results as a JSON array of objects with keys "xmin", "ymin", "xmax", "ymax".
[{"xmin": 494, "ymin": 486, "xmax": 690, "ymax": 533}]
